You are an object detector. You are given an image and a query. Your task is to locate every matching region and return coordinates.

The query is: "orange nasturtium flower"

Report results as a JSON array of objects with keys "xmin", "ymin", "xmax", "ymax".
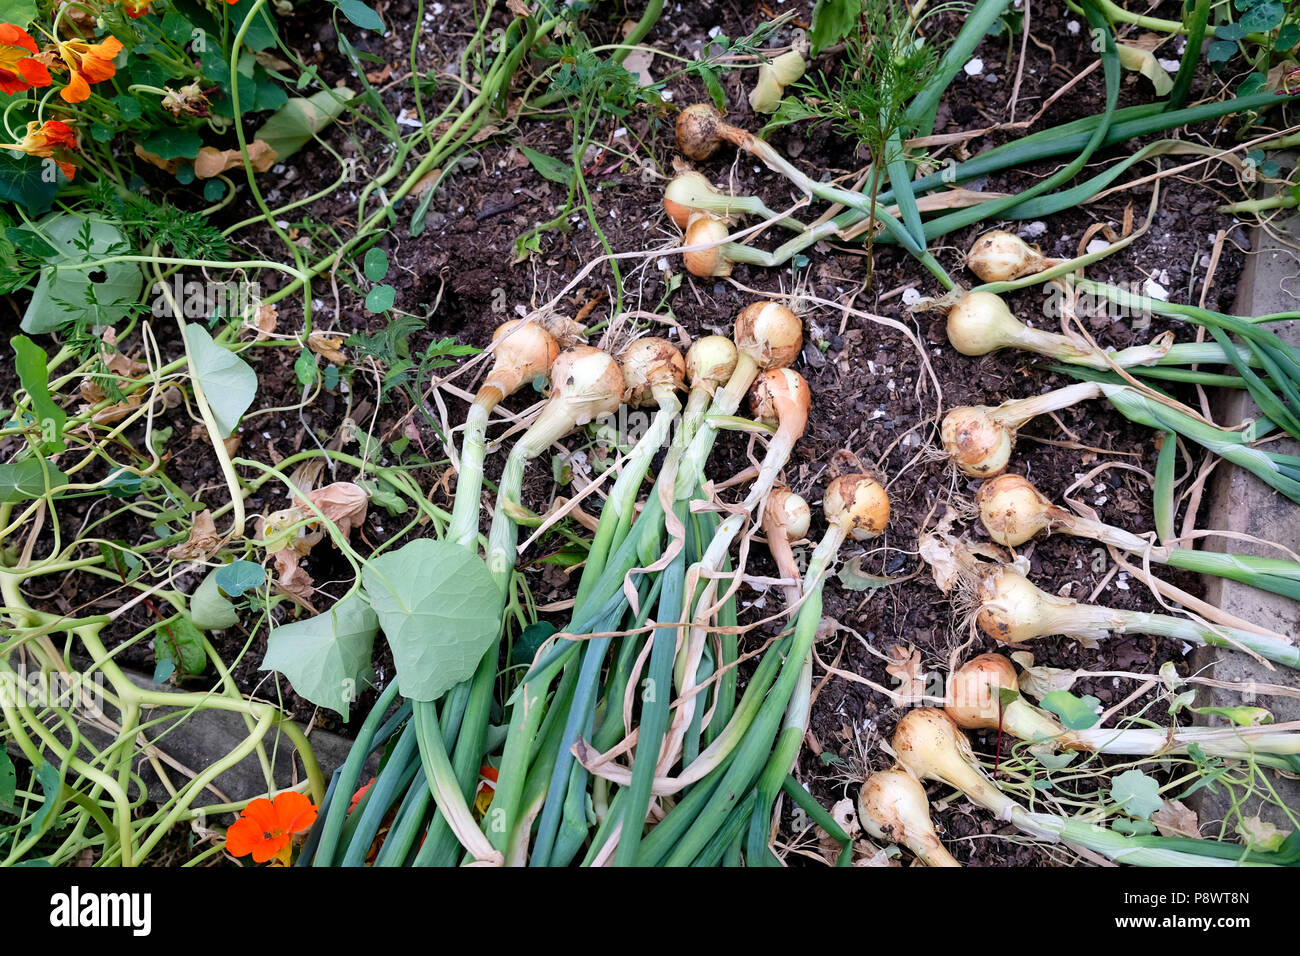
[
  {"xmin": 55, "ymin": 34, "xmax": 123, "ymax": 103},
  {"xmin": 1, "ymin": 120, "xmax": 78, "ymax": 179},
  {"xmin": 225, "ymin": 791, "xmax": 318, "ymax": 865},
  {"xmin": 0, "ymin": 23, "xmax": 52, "ymax": 94},
  {"xmin": 122, "ymin": 0, "xmax": 154, "ymax": 16},
  {"xmin": 472, "ymin": 764, "xmax": 499, "ymax": 818}
]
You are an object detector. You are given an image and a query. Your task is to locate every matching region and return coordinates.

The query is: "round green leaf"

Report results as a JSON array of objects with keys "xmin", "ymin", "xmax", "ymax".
[
  {"xmin": 365, "ymin": 283, "xmax": 396, "ymax": 313},
  {"xmin": 190, "ymin": 571, "xmax": 240, "ymax": 630},
  {"xmin": 262, "ymin": 593, "xmax": 378, "ymax": 719},
  {"xmin": 213, "ymin": 559, "xmax": 266, "ymax": 597},
  {"xmin": 363, "ymin": 247, "xmax": 389, "ymax": 282},
  {"xmin": 362, "ymin": 540, "xmax": 501, "ymax": 701}
]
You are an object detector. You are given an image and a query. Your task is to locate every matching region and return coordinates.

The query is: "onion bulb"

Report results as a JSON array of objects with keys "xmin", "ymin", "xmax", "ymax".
[
  {"xmin": 891, "ymin": 709, "xmax": 1018, "ymax": 818},
  {"xmin": 940, "ymin": 382, "xmax": 1102, "ymax": 477},
  {"xmin": 944, "ymin": 653, "xmax": 1066, "ymax": 742},
  {"xmin": 619, "ymin": 337, "xmax": 685, "ymax": 408},
  {"xmin": 676, "ymin": 103, "xmax": 729, "ymax": 161},
  {"xmin": 664, "ymin": 172, "xmax": 723, "ymax": 228},
  {"xmin": 765, "ymin": 486, "xmax": 811, "ymax": 541},
  {"xmin": 940, "ymin": 405, "xmax": 1015, "ymax": 478},
  {"xmin": 748, "ymin": 367, "xmax": 811, "ymax": 437},
  {"xmin": 547, "ymin": 346, "xmax": 625, "ymax": 426},
  {"xmin": 685, "ymin": 335, "xmax": 739, "ymax": 394},
  {"xmin": 974, "ymin": 564, "xmax": 1102, "ymax": 646},
  {"xmin": 857, "ymin": 769, "xmax": 960, "ymax": 867},
  {"xmin": 482, "ymin": 319, "xmax": 560, "ymax": 403},
  {"xmin": 823, "ymin": 473, "xmax": 890, "ymax": 541},
  {"xmin": 683, "ymin": 213, "xmax": 734, "ymax": 277},
  {"xmin": 734, "ymin": 301, "xmax": 802, "ymax": 369},
  {"xmin": 946, "ymin": 291, "xmax": 1084, "ymax": 361},
  {"xmin": 976, "ymin": 473, "xmax": 1059, "ymax": 546},
  {"xmin": 965, "ymin": 230, "xmax": 1059, "ymax": 282}
]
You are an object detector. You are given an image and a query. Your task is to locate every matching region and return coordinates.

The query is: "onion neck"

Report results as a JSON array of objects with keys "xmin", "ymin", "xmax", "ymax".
[
  {"xmin": 1003, "ymin": 699, "xmax": 1069, "ymax": 744},
  {"xmin": 992, "ymin": 382, "xmax": 1103, "ymax": 429},
  {"xmin": 448, "ymin": 400, "xmax": 495, "ymax": 547}
]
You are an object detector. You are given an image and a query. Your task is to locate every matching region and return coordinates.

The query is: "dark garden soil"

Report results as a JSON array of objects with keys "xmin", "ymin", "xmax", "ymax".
[{"xmin": 3, "ymin": 0, "xmax": 1266, "ymax": 865}]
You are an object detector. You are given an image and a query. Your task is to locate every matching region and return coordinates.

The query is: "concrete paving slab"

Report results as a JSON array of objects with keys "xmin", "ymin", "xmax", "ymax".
[{"xmin": 1192, "ymin": 203, "xmax": 1300, "ymax": 834}]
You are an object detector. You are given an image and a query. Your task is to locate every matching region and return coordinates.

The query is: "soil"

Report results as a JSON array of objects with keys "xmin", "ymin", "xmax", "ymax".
[{"xmin": 3, "ymin": 0, "xmax": 1272, "ymax": 866}]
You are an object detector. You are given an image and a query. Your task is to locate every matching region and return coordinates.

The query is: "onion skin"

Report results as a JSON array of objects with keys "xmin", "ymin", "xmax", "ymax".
[
  {"xmin": 676, "ymin": 103, "xmax": 726, "ymax": 161},
  {"xmin": 748, "ymin": 367, "xmax": 811, "ymax": 435},
  {"xmin": 858, "ymin": 769, "xmax": 960, "ymax": 867},
  {"xmin": 483, "ymin": 320, "xmax": 560, "ymax": 402},
  {"xmin": 685, "ymin": 335, "xmax": 738, "ymax": 392},
  {"xmin": 974, "ymin": 564, "xmax": 1097, "ymax": 645},
  {"xmin": 966, "ymin": 230, "xmax": 1054, "ymax": 283},
  {"xmin": 734, "ymin": 301, "xmax": 802, "ymax": 369},
  {"xmin": 683, "ymin": 214, "xmax": 733, "ymax": 277},
  {"xmin": 946, "ymin": 291, "xmax": 1023, "ymax": 357},
  {"xmin": 944, "ymin": 653, "xmax": 1019, "ymax": 730},
  {"xmin": 823, "ymin": 473, "xmax": 890, "ymax": 541},
  {"xmin": 765, "ymin": 487, "xmax": 811, "ymax": 540},
  {"xmin": 976, "ymin": 473, "xmax": 1057, "ymax": 546},
  {"xmin": 619, "ymin": 338, "xmax": 685, "ymax": 408},
  {"xmin": 548, "ymin": 346, "xmax": 625, "ymax": 425},
  {"xmin": 945, "ymin": 653, "xmax": 1070, "ymax": 743},
  {"xmin": 940, "ymin": 406, "xmax": 1014, "ymax": 477}
]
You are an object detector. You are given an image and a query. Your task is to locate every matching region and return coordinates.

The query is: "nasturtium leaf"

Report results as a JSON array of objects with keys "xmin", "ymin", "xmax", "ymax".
[
  {"xmin": 0, "ymin": 750, "xmax": 15, "ymax": 808},
  {"xmin": 1040, "ymin": 690, "xmax": 1101, "ymax": 730},
  {"xmin": 362, "ymin": 539, "xmax": 501, "ymax": 701},
  {"xmin": 182, "ymin": 324, "xmax": 257, "ymax": 437},
  {"xmin": 21, "ymin": 214, "xmax": 143, "ymax": 334},
  {"xmin": 364, "ymin": 284, "xmax": 395, "ymax": 313},
  {"xmin": 253, "ymin": 88, "xmax": 354, "ymax": 165},
  {"xmin": 1109, "ymin": 769, "xmax": 1163, "ymax": 819},
  {"xmin": 363, "ymin": 247, "xmax": 389, "ymax": 282},
  {"xmin": 517, "ymin": 144, "xmax": 573, "ymax": 186},
  {"xmin": 12, "ymin": 335, "xmax": 65, "ymax": 452},
  {"xmin": 1215, "ymin": 21, "xmax": 1247, "ymax": 41},
  {"xmin": 154, "ymin": 615, "xmax": 207, "ymax": 679},
  {"xmin": 1113, "ymin": 818, "xmax": 1157, "ymax": 836},
  {"xmin": 190, "ymin": 571, "xmax": 240, "ymax": 630},
  {"xmin": 262, "ymin": 593, "xmax": 379, "ymax": 719},
  {"xmin": 5, "ymin": 0, "xmax": 38, "ymax": 26},
  {"xmin": 1191, "ymin": 704, "xmax": 1273, "ymax": 726},
  {"xmin": 1240, "ymin": 1, "xmax": 1284, "ymax": 32},
  {"xmin": 1277, "ymin": 23, "xmax": 1300, "ymax": 50},
  {"xmin": 29, "ymin": 761, "xmax": 61, "ymax": 837},
  {"xmin": 808, "ymin": 0, "xmax": 860, "ymax": 54},
  {"xmin": 336, "ymin": 0, "xmax": 385, "ymax": 31},
  {"xmin": 0, "ymin": 458, "xmax": 69, "ymax": 503},
  {"xmin": 1238, "ymin": 71, "xmax": 1268, "ymax": 95},
  {"xmin": 1237, "ymin": 815, "xmax": 1289, "ymax": 851},
  {"xmin": 294, "ymin": 349, "xmax": 318, "ymax": 386},
  {"xmin": 138, "ymin": 127, "xmax": 203, "ymax": 160},
  {"xmin": 513, "ymin": 621, "xmax": 557, "ymax": 666},
  {"xmin": 0, "ymin": 151, "xmax": 61, "ymax": 216},
  {"xmin": 159, "ymin": 8, "xmax": 193, "ymax": 42},
  {"xmin": 1034, "ymin": 750, "xmax": 1078, "ymax": 770},
  {"xmin": 203, "ymin": 179, "xmax": 227, "ymax": 202},
  {"xmin": 227, "ymin": 0, "xmax": 279, "ymax": 50},
  {"xmin": 104, "ymin": 469, "xmax": 144, "ymax": 498},
  {"xmin": 214, "ymin": 559, "xmax": 266, "ymax": 597},
  {"xmin": 1207, "ymin": 39, "xmax": 1238, "ymax": 62}
]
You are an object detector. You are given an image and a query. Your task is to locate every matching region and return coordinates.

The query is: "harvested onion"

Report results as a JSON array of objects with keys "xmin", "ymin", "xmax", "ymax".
[
  {"xmin": 940, "ymin": 382, "xmax": 1102, "ymax": 476},
  {"xmin": 965, "ymin": 230, "xmax": 1059, "ymax": 282},
  {"xmin": 858, "ymin": 769, "xmax": 960, "ymax": 867}
]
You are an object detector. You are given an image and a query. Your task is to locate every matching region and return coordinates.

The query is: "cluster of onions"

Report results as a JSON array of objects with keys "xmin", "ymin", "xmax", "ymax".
[
  {"xmin": 946, "ymin": 653, "xmax": 1300, "ymax": 764},
  {"xmin": 890, "ymin": 709, "xmax": 1252, "ymax": 866},
  {"xmin": 973, "ymin": 562, "xmax": 1300, "ymax": 669},
  {"xmin": 940, "ymin": 381, "xmax": 1102, "ymax": 476},
  {"xmin": 965, "ymin": 231, "xmax": 1061, "ymax": 283}
]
